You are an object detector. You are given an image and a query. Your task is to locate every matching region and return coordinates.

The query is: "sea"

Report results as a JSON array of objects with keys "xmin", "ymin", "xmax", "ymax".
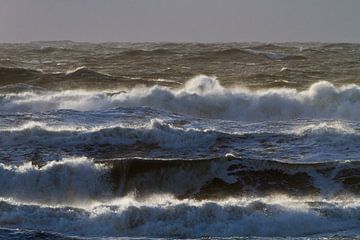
[{"xmin": 0, "ymin": 41, "xmax": 360, "ymax": 239}]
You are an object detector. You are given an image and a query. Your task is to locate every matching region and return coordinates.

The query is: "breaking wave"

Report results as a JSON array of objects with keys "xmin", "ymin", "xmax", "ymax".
[
  {"xmin": 1, "ymin": 75, "xmax": 360, "ymax": 121},
  {"xmin": 0, "ymin": 157, "xmax": 110, "ymax": 204},
  {"xmin": 2, "ymin": 155, "xmax": 360, "ymax": 238},
  {"xmin": 1, "ymin": 196, "xmax": 360, "ymax": 238},
  {"xmin": 2, "ymin": 156, "xmax": 360, "ymax": 204}
]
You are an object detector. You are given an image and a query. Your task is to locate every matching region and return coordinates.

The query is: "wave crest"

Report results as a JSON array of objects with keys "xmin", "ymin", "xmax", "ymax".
[
  {"xmin": 1, "ymin": 196, "xmax": 360, "ymax": 237},
  {"xmin": 2, "ymin": 75, "xmax": 360, "ymax": 121},
  {"xmin": 2, "ymin": 156, "xmax": 360, "ymax": 204},
  {"xmin": 1, "ymin": 119, "xmax": 216, "ymax": 149}
]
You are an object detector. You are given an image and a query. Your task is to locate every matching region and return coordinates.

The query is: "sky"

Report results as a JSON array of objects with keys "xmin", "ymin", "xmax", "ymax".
[{"xmin": 0, "ymin": 0, "xmax": 359, "ymax": 43}]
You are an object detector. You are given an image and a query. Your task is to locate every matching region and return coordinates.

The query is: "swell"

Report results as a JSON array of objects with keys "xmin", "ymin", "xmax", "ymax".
[
  {"xmin": 0, "ymin": 83, "xmax": 47, "ymax": 94},
  {"xmin": 1, "ymin": 118, "xmax": 359, "ymax": 162},
  {"xmin": 2, "ymin": 75, "xmax": 360, "ymax": 121},
  {"xmin": 25, "ymin": 46, "xmax": 84, "ymax": 54},
  {"xmin": 0, "ymin": 119, "xmax": 219, "ymax": 162},
  {"xmin": 2, "ymin": 156, "xmax": 360, "ymax": 204},
  {"xmin": 184, "ymin": 47, "xmax": 307, "ymax": 62},
  {"xmin": 0, "ymin": 228, "xmax": 74, "ymax": 240},
  {"xmin": 0, "ymin": 67, "xmax": 42, "ymax": 86},
  {"xmin": 243, "ymin": 48, "xmax": 307, "ymax": 60},
  {"xmin": 0, "ymin": 66, "xmax": 114, "ymax": 87},
  {"xmin": 0, "ymin": 119, "xmax": 215, "ymax": 149},
  {"xmin": 121, "ymin": 48, "xmax": 175, "ymax": 56},
  {"xmin": 0, "ymin": 66, "xmax": 152, "ymax": 90},
  {"xmin": 189, "ymin": 48, "xmax": 266, "ymax": 61},
  {"xmin": 120, "ymin": 46, "xmax": 305, "ymax": 61}
]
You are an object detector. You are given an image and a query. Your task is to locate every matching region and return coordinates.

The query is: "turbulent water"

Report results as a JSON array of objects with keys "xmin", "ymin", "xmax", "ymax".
[{"xmin": 1, "ymin": 41, "xmax": 360, "ymax": 239}]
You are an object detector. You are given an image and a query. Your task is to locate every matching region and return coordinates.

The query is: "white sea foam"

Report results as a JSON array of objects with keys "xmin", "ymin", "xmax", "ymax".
[
  {"xmin": 293, "ymin": 121, "xmax": 357, "ymax": 136},
  {"xmin": 1, "ymin": 75, "xmax": 360, "ymax": 121}
]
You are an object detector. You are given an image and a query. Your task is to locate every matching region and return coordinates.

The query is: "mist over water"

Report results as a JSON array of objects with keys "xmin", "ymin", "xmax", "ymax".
[{"xmin": 1, "ymin": 42, "xmax": 360, "ymax": 239}]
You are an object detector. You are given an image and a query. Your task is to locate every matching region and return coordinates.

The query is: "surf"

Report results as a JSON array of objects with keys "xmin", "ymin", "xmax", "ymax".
[{"xmin": 1, "ymin": 75, "xmax": 360, "ymax": 121}]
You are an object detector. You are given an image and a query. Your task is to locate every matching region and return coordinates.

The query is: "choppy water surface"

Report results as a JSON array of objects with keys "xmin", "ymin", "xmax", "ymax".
[{"xmin": 1, "ymin": 41, "xmax": 360, "ymax": 239}]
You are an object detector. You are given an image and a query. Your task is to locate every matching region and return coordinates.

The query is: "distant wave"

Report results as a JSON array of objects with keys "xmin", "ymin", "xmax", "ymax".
[
  {"xmin": 120, "ymin": 46, "xmax": 306, "ymax": 60},
  {"xmin": 0, "ymin": 66, "xmax": 178, "ymax": 90},
  {"xmin": 0, "ymin": 66, "xmax": 113, "ymax": 81},
  {"xmin": 0, "ymin": 67, "xmax": 42, "ymax": 86},
  {"xmin": 122, "ymin": 48, "xmax": 175, "ymax": 56},
  {"xmin": 64, "ymin": 66, "xmax": 114, "ymax": 80},
  {"xmin": 184, "ymin": 47, "xmax": 306, "ymax": 61},
  {"xmin": 0, "ymin": 66, "xmax": 116, "ymax": 89},
  {"xmin": 2, "ymin": 75, "xmax": 360, "ymax": 121},
  {"xmin": 25, "ymin": 46, "xmax": 81, "ymax": 54},
  {"xmin": 0, "ymin": 83, "xmax": 46, "ymax": 93},
  {"xmin": 244, "ymin": 49, "xmax": 307, "ymax": 60},
  {"xmin": 206, "ymin": 48, "xmax": 265, "ymax": 60}
]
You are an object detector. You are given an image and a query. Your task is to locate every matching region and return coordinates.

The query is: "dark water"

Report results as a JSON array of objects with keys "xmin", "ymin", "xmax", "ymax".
[{"xmin": 1, "ymin": 41, "xmax": 360, "ymax": 239}]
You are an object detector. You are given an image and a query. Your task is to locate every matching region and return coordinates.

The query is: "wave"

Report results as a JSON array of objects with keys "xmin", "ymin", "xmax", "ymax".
[
  {"xmin": 64, "ymin": 66, "xmax": 114, "ymax": 80},
  {"xmin": 122, "ymin": 48, "xmax": 175, "ymax": 56},
  {"xmin": 249, "ymin": 43, "xmax": 284, "ymax": 51},
  {"xmin": 185, "ymin": 47, "xmax": 307, "ymax": 62},
  {"xmin": 0, "ymin": 67, "xmax": 42, "ymax": 86},
  {"xmin": 0, "ymin": 83, "xmax": 47, "ymax": 94},
  {"xmin": 0, "ymin": 66, "xmax": 132, "ymax": 91},
  {"xmin": 25, "ymin": 46, "xmax": 81, "ymax": 54},
  {"xmin": 0, "ymin": 65, "xmax": 105, "ymax": 82},
  {"xmin": 2, "ymin": 196, "xmax": 360, "ymax": 238},
  {"xmin": 0, "ymin": 119, "xmax": 217, "ymax": 151},
  {"xmin": 0, "ymin": 157, "xmax": 110, "ymax": 204},
  {"xmin": 2, "ymin": 156, "xmax": 360, "ymax": 204},
  {"xmin": 2, "ymin": 75, "xmax": 360, "ymax": 121},
  {"xmin": 244, "ymin": 49, "xmax": 307, "ymax": 60},
  {"xmin": 0, "ymin": 228, "xmax": 72, "ymax": 240},
  {"xmin": 105, "ymin": 156, "xmax": 360, "ymax": 200},
  {"xmin": 293, "ymin": 121, "xmax": 357, "ymax": 136},
  {"xmin": 1, "ymin": 117, "xmax": 359, "ymax": 162},
  {"xmin": 204, "ymin": 48, "xmax": 266, "ymax": 60},
  {"xmin": 183, "ymin": 45, "xmax": 307, "ymax": 61}
]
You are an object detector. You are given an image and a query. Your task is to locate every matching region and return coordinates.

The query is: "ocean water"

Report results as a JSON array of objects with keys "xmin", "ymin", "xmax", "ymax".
[{"xmin": 1, "ymin": 41, "xmax": 360, "ymax": 239}]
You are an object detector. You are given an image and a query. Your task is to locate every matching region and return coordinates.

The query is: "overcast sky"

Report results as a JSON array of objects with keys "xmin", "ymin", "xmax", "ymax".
[{"xmin": 0, "ymin": 0, "xmax": 359, "ymax": 43}]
